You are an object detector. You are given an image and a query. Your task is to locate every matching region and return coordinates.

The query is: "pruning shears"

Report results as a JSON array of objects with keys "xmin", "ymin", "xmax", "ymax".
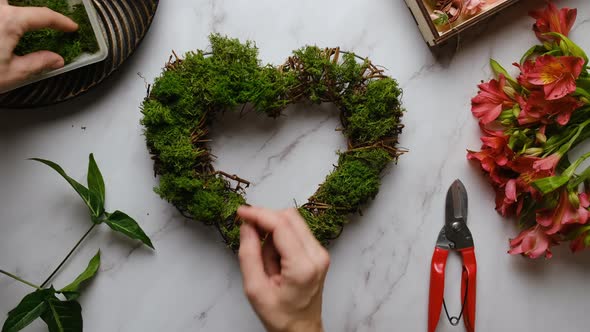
[{"xmin": 428, "ymin": 180, "xmax": 477, "ymax": 332}]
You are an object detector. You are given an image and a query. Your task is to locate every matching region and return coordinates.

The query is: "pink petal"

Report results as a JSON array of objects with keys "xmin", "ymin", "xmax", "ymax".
[
  {"xmin": 472, "ymin": 104, "xmax": 503, "ymax": 124},
  {"xmin": 580, "ymin": 193, "xmax": 590, "ymax": 208},
  {"xmin": 544, "ymin": 78, "xmax": 577, "ymax": 100},
  {"xmin": 505, "ymin": 179, "xmax": 517, "ymax": 202},
  {"xmin": 508, "ymin": 246, "xmax": 524, "ymax": 255},
  {"xmin": 533, "ymin": 154, "xmax": 560, "ymax": 172},
  {"xmin": 556, "ymin": 112, "xmax": 572, "ymax": 125},
  {"xmin": 536, "ymin": 211, "xmax": 553, "ymax": 228}
]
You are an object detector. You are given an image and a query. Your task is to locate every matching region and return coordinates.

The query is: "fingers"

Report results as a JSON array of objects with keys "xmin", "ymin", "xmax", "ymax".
[
  {"xmin": 238, "ymin": 206, "xmax": 329, "ymax": 331},
  {"xmin": 238, "ymin": 206, "xmax": 330, "ymax": 285},
  {"xmin": 238, "ymin": 206, "xmax": 285, "ymax": 233},
  {"xmin": 261, "ymin": 236, "xmax": 280, "ymax": 277},
  {"xmin": 3, "ymin": 51, "xmax": 64, "ymax": 86},
  {"xmin": 281, "ymin": 208, "xmax": 331, "ymax": 275},
  {"xmin": 239, "ymin": 222, "xmax": 269, "ymax": 301},
  {"xmin": 238, "ymin": 206, "xmax": 305, "ymax": 258},
  {"xmin": 281, "ymin": 209, "xmax": 323, "ymax": 250},
  {"xmin": 12, "ymin": 6, "xmax": 78, "ymax": 35},
  {"xmin": 12, "ymin": 50, "xmax": 64, "ymax": 73},
  {"xmin": 1, "ymin": 6, "xmax": 78, "ymax": 52}
]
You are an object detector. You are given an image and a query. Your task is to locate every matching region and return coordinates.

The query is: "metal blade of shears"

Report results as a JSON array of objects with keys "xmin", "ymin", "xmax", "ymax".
[{"xmin": 445, "ymin": 179, "xmax": 468, "ymax": 227}]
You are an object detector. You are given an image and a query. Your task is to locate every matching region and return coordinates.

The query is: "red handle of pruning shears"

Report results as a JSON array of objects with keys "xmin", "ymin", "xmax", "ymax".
[
  {"xmin": 428, "ymin": 247, "xmax": 477, "ymax": 332},
  {"xmin": 459, "ymin": 247, "xmax": 477, "ymax": 332},
  {"xmin": 428, "ymin": 247, "xmax": 448, "ymax": 332}
]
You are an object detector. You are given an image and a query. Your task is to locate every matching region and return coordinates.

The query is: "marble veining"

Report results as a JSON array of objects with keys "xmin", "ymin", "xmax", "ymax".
[{"xmin": 2, "ymin": 0, "xmax": 590, "ymax": 331}]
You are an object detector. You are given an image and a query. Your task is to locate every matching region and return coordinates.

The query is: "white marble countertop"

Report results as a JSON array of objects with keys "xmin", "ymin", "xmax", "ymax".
[{"xmin": 2, "ymin": 0, "xmax": 590, "ymax": 331}]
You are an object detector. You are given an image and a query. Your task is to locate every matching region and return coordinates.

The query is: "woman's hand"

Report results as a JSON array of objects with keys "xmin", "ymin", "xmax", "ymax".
[
  {"xmin": 0, "ymin": 1, "xmax": 78, "ymax": 92},
  {"xmin": 238, "ymin": 206, "xmax": 330, "ymax": 332}
]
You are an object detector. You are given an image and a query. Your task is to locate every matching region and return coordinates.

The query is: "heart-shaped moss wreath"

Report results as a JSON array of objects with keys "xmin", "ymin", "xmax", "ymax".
[{"xmin": 141, "ymin": 35, "xmax": 405, "ymax": 250}]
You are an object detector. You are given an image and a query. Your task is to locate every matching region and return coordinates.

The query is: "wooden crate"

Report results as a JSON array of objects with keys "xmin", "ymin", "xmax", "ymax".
[{"xmin": 405, "ymin": 0, "xmax": 519, "ymax": 47}]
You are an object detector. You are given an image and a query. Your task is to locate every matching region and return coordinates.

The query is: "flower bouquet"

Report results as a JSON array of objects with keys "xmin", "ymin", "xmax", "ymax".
[{"xmin": 468, "ymin": 2, "xmax": 590, "ymax": 259}]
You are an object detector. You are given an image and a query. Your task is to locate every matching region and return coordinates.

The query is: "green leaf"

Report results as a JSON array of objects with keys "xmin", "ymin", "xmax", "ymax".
[
  {"xmin": 557, "ymin": 155, "xmax": 571, "ymax": 173},
  {"xmin": 58, "ymin": 251, "xmax": 100, "ymax": 300},
  {"xmin": 545, "ymin": 32, "xmax": 588, "ymax": 63},
  {"xmin": 556, "ymin": 120, "xmax": 590, "ymax": 156},
  {"xmin": 490, "ymin": 59, "xmax": 519, "ymax": 88},
  {"xmin": 58, "ymin": 292, "xmax": 80, "ymax": 302},
  {"xmin": 31, "ymin": 158, "xmax": 104, "ymax": 218},
  {"xmin": 2, "ymin": 288, "xmax": 54, "ymax": 332},
  {"xmin": 532, "ymin": 175, "xmax": 569, "ymax": 195},
  {"xmin": 563, "ymin": 151, "xmax": 590, "ymax": 178},
  {"xmin": 105, "ymin": 211, "xmax": 154, "ymax": 249},
  {"xmin": 41, "ymin": 297, "xmax": 82, "ymax": 332},
  {"xmin": 535, "ymin": 152, "xmax": 590, "ymax": 194},
  {"xmin": 432, "ymin": 12, "xmax": 449, "ymax": 26},
  {"xmin": 520, "ymin": 45, "xmax": 545, "ymax": 64},
  {"xmin": 574, "ymin": 87, "xmax": 590, "ymax": 101},
  {"xmin": 87, "ymin": 154, "xmax": 105, "ymax": 207},
  {"xmin": 568, "ymin": 165, "xmax": 590, "ymax": 190},
  {"xmin": 577, "ymin": 77, "xmax": 590, "ymax": 92}
]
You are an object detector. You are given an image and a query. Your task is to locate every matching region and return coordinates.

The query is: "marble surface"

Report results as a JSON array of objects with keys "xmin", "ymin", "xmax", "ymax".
[{"xmin": 2, "ymin": 0, "xmax": 590, "ymax": 331}]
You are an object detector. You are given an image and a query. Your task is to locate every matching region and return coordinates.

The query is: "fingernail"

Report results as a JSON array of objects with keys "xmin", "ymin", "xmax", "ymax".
[{"xmin": 51, "ymin": 58, "xmax": 65, "ymax": 70}]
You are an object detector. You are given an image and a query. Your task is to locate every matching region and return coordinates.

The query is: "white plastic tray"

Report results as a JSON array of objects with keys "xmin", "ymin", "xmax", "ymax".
[{"xmin": 3, "ymin": 0, "xmax": 108, "ymax": 93}]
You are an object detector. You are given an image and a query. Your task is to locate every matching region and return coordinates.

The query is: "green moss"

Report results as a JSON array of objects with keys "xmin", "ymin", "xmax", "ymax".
[
  {"xmin": 343, "ymin": 147, "xmax": 394, "ymax": 170},
  {"xmin": 155, "ymin": 174, "xmax": 246, "ymax": 229},
  {"xmin": 298, "ymin": 208, "xmax": 346, "ymax": 245},
  {"xmin": 344, "ymin": 78, "xmax": 404, "ymax": 144},
  {"xmin": 314, "ymin": 148, "xmax": 392, "ymax": 210},
  {"xmin": 140, "ymin": 100, "xmax": 176, "ymax": 127},
  {"xmin": 251, "ymin": 66, "xmax": 298, "ymax": 115},
  {"xmin": 150, "ymin": 126, "xmax": 200, "ymax": 174},
  {"xmin": 335, "ymin": 53, "xmax": 368, "ymax": 91},
  {"xmin": 220, "ymin": 223, "xmax": 242, "ymax": 249},
  {"xmin": 221, "ymin": 192, "xmax": 247, "ymax": 221},
  {"xmin": 154, "ymin": 174, "xmax": 203, "ymax": 210},
  {"xmin": 141, "ymin": 34, "xmax": 404, "ymax": 249},
  {"xmin": 150, "ymin": 71, "xmax": 187, "ymax": 104},
  {"xmin": 9, "ymin": 0, "xmax": 99, "ymax": 64},
  {"xmin": 291, "ymin": 46, "xmax": 338, "ymax": 103}
]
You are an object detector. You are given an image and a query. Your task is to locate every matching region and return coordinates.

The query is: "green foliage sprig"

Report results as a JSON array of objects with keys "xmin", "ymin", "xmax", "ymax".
[
  {"xmin": 1, "ymin": 154, "xmax": 153, "ymax": 332},
  {"xmin": 141, "ymin": 34, "xmax": 406, "ymax": 250},
  {"xmin": 1, "ymin": 252, "xmax": 99, "ymax": 332},
  {"xmin": 8, "ymin": 0, "xmax": 99, "ymax": 64}
]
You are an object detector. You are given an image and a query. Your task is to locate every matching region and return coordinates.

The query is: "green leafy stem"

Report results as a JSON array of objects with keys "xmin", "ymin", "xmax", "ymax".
[{"xmin": 1, "ymin": 154, "xmax": 154, "ymax": 332}]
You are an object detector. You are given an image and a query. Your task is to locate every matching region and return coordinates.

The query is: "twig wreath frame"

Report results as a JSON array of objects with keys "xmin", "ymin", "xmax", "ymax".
[{"xmin": 141, "ymin": 35, "xmax": 406, "ymax": 250}]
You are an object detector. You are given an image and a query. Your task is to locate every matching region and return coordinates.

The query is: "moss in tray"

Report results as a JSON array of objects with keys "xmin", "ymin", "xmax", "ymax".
[{"xmin": 9, "ymin": 0, "xmax": 99, "ymax": 64}]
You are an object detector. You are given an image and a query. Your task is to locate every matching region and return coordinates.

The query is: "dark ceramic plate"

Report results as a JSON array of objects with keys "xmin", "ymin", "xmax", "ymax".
[{"xmin": 0, "ymin": 0, "xmax": 159, "ymax": 108}]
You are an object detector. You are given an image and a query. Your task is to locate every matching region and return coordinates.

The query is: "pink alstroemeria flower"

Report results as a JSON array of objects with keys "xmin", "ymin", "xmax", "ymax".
[
  {"xmin": 530, "ymin": 2, "xmax": 577, "ymax": 43},
  {"xmin": 514, "ymin": 61, "xmax": 536, "ymax": 90},
  {"xmin": 526, "ymin": 55, "xmax": 584, "ymax": 100},
  {"xmin": 508, "ymin": 225, "xmax": 553, "ymax": 259},
  {"xmin": 532, "ymin": 153, "xmax": 561, "ymax": 173},
  {"xmin": 510, "ymin": 155, "xmax": 554, "ymax": 186},
  {"xmin": 471, "ymin": 75, "xmax": 515, "ymax": 124},
  {"xmin": 516, "ymin": 90, "xmax": 584, "ymax": 126},
  {"xmin": 464, "ymin": 0, "xmax": 486, "ymax": 16},
  {"xmin": 502, "ymin": 155, "xmax": 554, "ymax": 214},
  {"xmin": 494, "ymin": 179, "xmax": 521, "ymax": 217},
  {"xmin": 537, "ymin": 191, "xmax": 590, "ymax": 235},
  {"xmin": 467, "ymin": 127, "xmax": 514, "ymax": 186}
]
